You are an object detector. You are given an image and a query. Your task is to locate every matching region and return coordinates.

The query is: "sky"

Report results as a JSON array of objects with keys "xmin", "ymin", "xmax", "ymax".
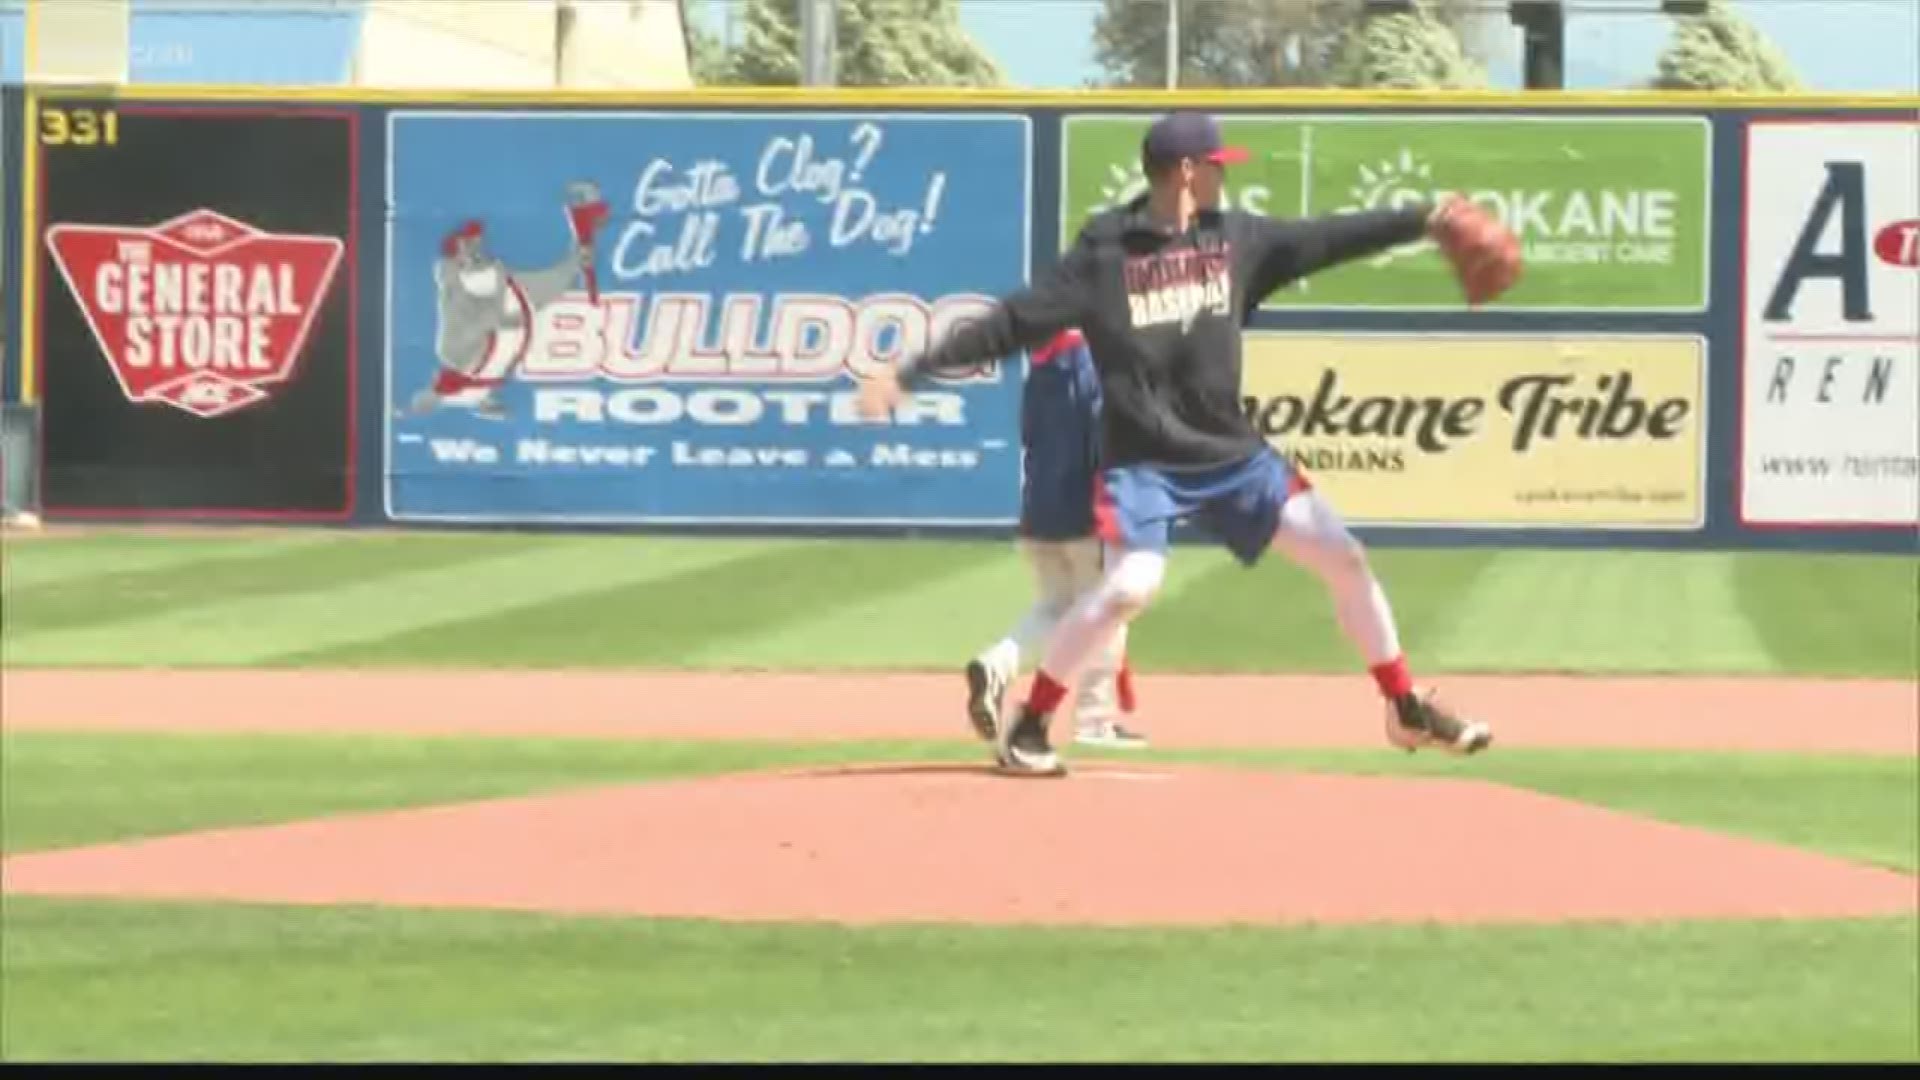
[
  {"xmin": 949, "ymin": 0, "xmax": 1920, "ymax": 92},
  {"xmin": 0, "ymin": 0, "xmax": 1912, "ymax": 92}
]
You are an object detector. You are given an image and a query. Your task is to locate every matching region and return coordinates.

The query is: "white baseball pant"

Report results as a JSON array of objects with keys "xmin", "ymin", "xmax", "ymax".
[{"xmin": 976, "ymin": 536, "xmax": 1127, "ymax": 725}]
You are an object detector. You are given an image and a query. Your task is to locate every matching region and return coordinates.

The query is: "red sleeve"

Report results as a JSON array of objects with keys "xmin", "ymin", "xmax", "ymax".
[{"xmin": 1030, "ymin": 329, "xmax": 1086, "ymax": 367}]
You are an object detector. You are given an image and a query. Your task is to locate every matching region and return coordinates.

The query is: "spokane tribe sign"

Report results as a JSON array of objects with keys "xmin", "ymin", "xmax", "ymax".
[
  {"xmin": 33, "ymin": 105, "xmax": 356, "ymax": 518},
  {"xmin": 1742, "ymin": 119, "xmax": 1919, "ymax": 528},
  {"xmin": 46, "ymin": 209, "xmax": 343, "ymax": 418}
]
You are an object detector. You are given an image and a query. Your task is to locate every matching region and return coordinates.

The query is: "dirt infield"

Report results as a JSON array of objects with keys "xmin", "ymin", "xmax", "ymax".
[
  {"xmin": 8, "ymin": 762, "xmax": 1916, "ymax": 926},
  {"xmin": 3, "ymin": 669, "xmax": 1916, "ymax": 927},
  {"xmin": 7, "ymin": 669, "xmax": 1916, "ymax": 753}
]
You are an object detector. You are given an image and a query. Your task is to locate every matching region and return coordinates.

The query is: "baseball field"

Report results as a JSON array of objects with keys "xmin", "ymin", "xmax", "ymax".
[{"xmin": 2, "ymin": 527, "xmax": 1915, "ymax": 1062}]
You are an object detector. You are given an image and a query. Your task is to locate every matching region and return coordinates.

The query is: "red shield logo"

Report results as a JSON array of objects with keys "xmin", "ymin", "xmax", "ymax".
[{"xmin": 45, "ymin": 209, "xmax": 345, "ymax": 419}]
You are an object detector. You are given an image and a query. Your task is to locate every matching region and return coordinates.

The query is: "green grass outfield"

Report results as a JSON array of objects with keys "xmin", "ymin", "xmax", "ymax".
[
  {"xmin": 1, "ymin": 532, "xmax": 1916, "ymax": 1062},
  {"xmin": 3, "ymin": 532, "xmax": 1915, "ymax": 676}
]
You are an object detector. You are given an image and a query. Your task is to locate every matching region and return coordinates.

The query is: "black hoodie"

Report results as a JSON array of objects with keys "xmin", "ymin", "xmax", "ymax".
[{"xmin": 896, "ymin": 196, "xmax": 1433, "ymax": 470}]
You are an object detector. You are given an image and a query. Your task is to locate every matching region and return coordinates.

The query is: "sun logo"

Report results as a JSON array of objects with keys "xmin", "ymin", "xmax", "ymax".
[
  {"xmin": 1345, "ymin": 148, "xmax": 1436, "ymax": 212},
  {"xmin": 1338, "ymin": 148, "xmax": 1440, "ymax": 268},
  {"xmin": 1092, "ymin": 161, "xmax": 1148, "ymax": 213}
]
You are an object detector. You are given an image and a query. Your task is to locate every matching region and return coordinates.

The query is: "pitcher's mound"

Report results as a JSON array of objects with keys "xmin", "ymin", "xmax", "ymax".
[{"xmin": 5, "ymin": 764, "xmax": 1913, "ymax": 926}]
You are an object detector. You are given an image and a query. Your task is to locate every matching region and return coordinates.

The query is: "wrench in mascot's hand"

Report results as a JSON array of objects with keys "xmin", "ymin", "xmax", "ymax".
[{"xmin": 565, "ymin": 181, "xmax": 612, "ymax": 306}]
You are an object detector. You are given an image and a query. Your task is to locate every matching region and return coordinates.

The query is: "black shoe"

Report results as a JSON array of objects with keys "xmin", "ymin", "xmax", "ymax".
[
  {"xmin": 963, "ymin": 659, "xmax": 1006, "ymax": 742},
  {"xmin": 1387, "ymin": 688, "xmax": 1494, "ymax": 755},
  {"xmin": 996, "ymin": 705, "xmax": 1065, "ymax": 776}
]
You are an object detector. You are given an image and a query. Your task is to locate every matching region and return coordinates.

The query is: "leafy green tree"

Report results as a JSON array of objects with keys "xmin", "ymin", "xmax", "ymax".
[
  {"xmin": 681, "ymin": 0, "xmax": 735, "ymax": 86},
  {"xmin": 1651, "ymin": 0, "xmax": 1801, "ymax": 91},
  {"xmin": 1327, "ymin": 0, "xmax": 1488, "ymax": 89},
  {"xmin": 1091, "ymin": 0, "xmax": 1490, "ymax": 89},
  {"xmin": 706, "ymin": 0, "xmax": 1003, "ymax": 87}
]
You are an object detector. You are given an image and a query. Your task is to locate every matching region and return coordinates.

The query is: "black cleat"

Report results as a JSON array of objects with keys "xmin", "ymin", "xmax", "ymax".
[
  {"xmin": 964, "ymin": 659, "xmax": 1007, "ymax": 743},
  {"xmin": 995, "ymin": 705, "xmax": 1066, "ymax": 776},
  {"xmin": 1387, "ymin": 688, "xmax": 1494, "ymax": 755}
]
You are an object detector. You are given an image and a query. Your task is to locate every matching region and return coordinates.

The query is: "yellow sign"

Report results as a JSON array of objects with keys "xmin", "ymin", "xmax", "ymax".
[{"xmin": 1240, "ymin": 334, "xmax": 1705, "ymax": 529}]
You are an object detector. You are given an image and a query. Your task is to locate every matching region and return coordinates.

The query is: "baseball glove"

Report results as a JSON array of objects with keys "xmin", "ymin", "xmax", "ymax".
[{"xmin": 1428, "ymin": 197, "xmax": 1522, "ymax": 307}]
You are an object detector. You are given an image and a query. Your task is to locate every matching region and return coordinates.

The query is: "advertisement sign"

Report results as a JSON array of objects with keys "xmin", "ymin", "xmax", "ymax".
[
  {"xmin": 384, "ymin": 110, "xmax": 1031, "ymax": 525},
  {"xmin": 32, "ymin": 101, "xmax": 357, "ymax": 518},
  {"xmin": 1740, "ymin": 119, "xmax": 1919, "ymax": 529},
  {"xmin": 0, "ymin": 87, "xmax": 26, "ymax": 519},
  {"xmin": 2, "ymin": 83, "xmax": 11, "ymax": 401},
  {"xmin": 1062, "ymin": 114, "xmax": 1710, "ymax": 311},
  {"xmin": 1240, "ymin": 333, "xmax": 1706, "ymax": 529}
]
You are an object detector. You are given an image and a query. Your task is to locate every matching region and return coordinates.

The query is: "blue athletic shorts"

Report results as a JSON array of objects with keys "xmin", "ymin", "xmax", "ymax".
[{"xmin": 1093, "ymin": 448, "xmax": 1309, "ymax": 567}]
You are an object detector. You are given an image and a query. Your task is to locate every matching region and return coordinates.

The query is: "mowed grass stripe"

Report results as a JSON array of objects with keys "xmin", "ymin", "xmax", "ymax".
[
  {"xmin": 685, "ymin": 546, "xmax": 1041, "ymax": 669},
  {"xmin": 1128, "ymin": 745, "xmax": 1920, "ymax": 874},
  {"xmin": 298, "ymin": 539, "xmax": 1005, "ymax": 668},
  {"xmin": 0, "ymin": 533, "xmax": 337, "ymax": 593},
  {"xmin": 695, "ymin": 538, "xmax": 1225, "ymax": 669},
  {"xmin": 3, "ymin": 898, "xmax": 1913, "ymax": 1061},
  {"xmin": 1127, "ymin": 548, "xmax": 1499, "ymax": 672},
  {"xmin": 2, "ymin": 534, "xmax": 546, "ymax": 634},
  {"xmin": 0, "ymin": 731, "xmax": 971, "ymax": 854},
  {"xmin": 1424, "ymin": 551, "xmax": 1779, "ymax": 675},
  {"xmin": 1735, "ymin": 552, "xmax": 1920, "ymax": 679},
  {"xmin": 4, "ymin": 537, "xmax": 763, "ymax": 667},
  {"xmin": 5, "ymin": 536, "xmax": 1913, "ymax": 676}
]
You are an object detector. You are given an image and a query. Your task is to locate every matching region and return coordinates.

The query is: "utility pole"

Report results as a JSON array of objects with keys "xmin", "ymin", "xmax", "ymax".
[
  {"xmin": 1165, "ymin": 0, "xmax": 1179, "ymax": 89},
  {"xmin": 555, "ymin": 0, "xmax": 577, "ymax": 87},
  {"xmin": 800, "ymin": 0, "xmax": 837, "ymax": 86},
  {"xmin": 1509, "ymin": 0, "xmax": 1565, "ymax": 90}
]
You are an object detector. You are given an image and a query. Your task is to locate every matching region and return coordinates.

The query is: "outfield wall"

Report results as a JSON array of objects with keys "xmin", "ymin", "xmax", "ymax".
[{"xmin": 1, "ymin": 85, "xmax": 1914, "ymax": 552}]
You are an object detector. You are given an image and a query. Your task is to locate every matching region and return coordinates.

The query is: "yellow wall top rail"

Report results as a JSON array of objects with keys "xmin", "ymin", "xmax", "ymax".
[{"xmin": 17, "ymin": 83, "xmax": 1920, "ymax": 111}]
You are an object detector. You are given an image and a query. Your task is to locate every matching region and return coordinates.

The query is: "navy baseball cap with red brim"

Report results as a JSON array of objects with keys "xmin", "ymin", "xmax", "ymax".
[{"xmin": 1142, "ymin": 111, "xmax": 1249, "ymax": 165}]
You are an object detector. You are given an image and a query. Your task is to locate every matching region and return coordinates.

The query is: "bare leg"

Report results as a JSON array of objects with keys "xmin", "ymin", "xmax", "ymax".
[
  {"xmin": 1268, "ymin": 490, "xmax": 1404, "ymax": 677},
  {"xmin": 996, "ymin": 547, "xmax": 1166, "ymax": 772},
  {"xmin": 1068, "ymin": 541, "xmax": 1145, "ymax": 747},
  {"xmin": 1023, "ymin": 547, "xmax": 1166, "ymax": 714},
  {"xmin": 1067, "ymin": 539, "xmax": 1119, "ymax": 723},
  {"xmin": 966, "ymin": 540, "xmax": 1077, "ymax": 741},
  {"xmin": 977, "ymin": 540, "xmax": 1079, "ymax": 682},
  {"xmin": 1269, "ymin": 488, "xmax": 1492, "ymax": 754}
]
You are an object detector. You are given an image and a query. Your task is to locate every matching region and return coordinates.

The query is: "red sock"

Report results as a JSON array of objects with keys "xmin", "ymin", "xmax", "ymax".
[
  {"xmin": 1025, "ymin": 670, "xmax": 1069, "ymax": 716},
  {"xmin": 1116, "ymin": 660, "xmax": 1137, "ymax": 714},
  {"xmin": 1369, "ymin": 656, "xmax": 1414, "ymax": 700}
]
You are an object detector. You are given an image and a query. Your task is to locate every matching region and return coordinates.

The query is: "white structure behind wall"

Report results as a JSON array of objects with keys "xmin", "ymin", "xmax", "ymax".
[
  {"xmin": 22, "ymin": 0, "xmax": 132, "ymax": 84},
  {"xmin": 9, "ymin": 0, "xmax": 693, "ymax": 89},
  {"xmin": 351, "ymin": 0, "xmax": 692, "ymax": 89},
  {"xmin": 560, "ymin": 0, "xmax": 694, "ymax": 88}
]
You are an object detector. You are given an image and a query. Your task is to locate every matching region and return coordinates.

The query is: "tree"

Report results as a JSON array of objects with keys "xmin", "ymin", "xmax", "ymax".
[
  {"xmin": 680, "ymin": 0, "xmax": 734, "ymax": 86},
  {"xmin": 1090, "ymin": 0, "xmax": 1491, "ymax": 89},
  {"xmin": 1651, "ymin": 0, "xmax": 1800, "ymax": 91},
  {"xmin": 1326, "ymin": 0, "xmax": 1488, "ymax": 89},
  {"xmin": 707, "ymin": 0, "xmax": 1004, "ymax": 87}
]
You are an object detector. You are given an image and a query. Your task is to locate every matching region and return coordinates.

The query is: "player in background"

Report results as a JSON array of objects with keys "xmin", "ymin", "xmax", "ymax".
[
  {"xmin": 860, "ymin": 111, "xmax": 1520, "ymax": 775},
  {"xmin": 964, "ymin": 328, "xmax": 1147, "ymax": 752}
]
